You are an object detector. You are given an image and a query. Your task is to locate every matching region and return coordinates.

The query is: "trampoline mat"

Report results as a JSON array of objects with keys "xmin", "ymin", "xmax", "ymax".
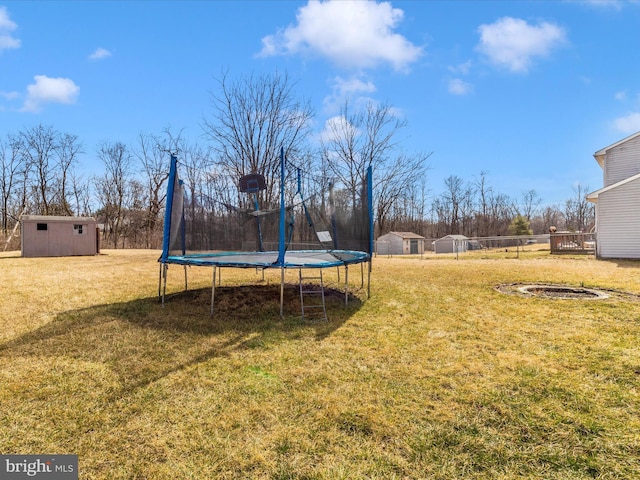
[{"xmin": 163, "ymin": 249, "xmax": 369, "ymax": 268}]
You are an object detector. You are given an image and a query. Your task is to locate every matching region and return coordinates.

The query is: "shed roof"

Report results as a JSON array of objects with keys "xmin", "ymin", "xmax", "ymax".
[
  {"xmin": 381, "ymin": 231, "xmax": 426, "ymax": 240},
  {"xmin": 435, "ymin": 234, "xmax": 468, "ymax": 242},
  {"xmin": 593, "ymin": 130, "xmax": 640, "ymax": 168},
  {"xmin": 21, "ymin": 215, "xmax": 96, "ymax": 223}
]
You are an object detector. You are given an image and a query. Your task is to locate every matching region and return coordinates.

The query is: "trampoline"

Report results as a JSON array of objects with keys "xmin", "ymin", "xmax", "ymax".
[{"xmin": 158, "ymin": 148, "xmax": 373, "ymax": 318}]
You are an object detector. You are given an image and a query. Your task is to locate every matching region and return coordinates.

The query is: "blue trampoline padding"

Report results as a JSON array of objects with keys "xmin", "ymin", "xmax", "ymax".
[{"xmin": 162, "ymin": 250, "xmax": 369, "ymax": 268}]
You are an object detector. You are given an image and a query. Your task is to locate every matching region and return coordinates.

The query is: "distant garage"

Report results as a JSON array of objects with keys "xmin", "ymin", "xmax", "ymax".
[
  {"xmin": 433, "ymin": 234, "xmax": 469, "ymax": 254},
  {"xmin": 21, "ymin": 215, "xmax": 99, "ymax": 258},
  {"xmin": 376, "ymin": 231, "xmax": 426, "ymax": 255}
]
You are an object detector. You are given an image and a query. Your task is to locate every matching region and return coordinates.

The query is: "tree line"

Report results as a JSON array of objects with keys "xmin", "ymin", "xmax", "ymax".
[{"xmin": 0, "ymin": 71, "xmax": 594, "ymax": 251}]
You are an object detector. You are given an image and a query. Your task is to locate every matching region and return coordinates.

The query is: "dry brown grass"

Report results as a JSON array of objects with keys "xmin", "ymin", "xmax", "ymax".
[{"xmin": 1, "ymin": 249, "xmax": 639, "ymax": 479}]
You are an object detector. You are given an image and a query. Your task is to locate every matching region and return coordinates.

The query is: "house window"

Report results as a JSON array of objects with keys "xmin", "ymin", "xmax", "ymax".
[
  {"xmin": 73, "ymin": 224, "xmax": 86, "ymax": 235},
  {"xmin": 36, "ymin": 223, "xmax": 47, "ymax": 231}
]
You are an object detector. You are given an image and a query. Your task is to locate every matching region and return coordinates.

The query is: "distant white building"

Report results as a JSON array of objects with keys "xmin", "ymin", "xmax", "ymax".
[
  {"xmin": 376, "ymin": 231, "xmax": 426, "ymax": 255},
  {"xmin": 432, "ymin": 234, "xmax": 469, "ymax": 254},
  {"xmin": 587, "ymin": 131, "xmax": 640, "ymax": 259}
]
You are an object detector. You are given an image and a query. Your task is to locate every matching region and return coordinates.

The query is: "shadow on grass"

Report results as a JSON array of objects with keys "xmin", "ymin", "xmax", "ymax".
[
  {"xmin": 0, "ymin": 283, "xmax": 362, "ymax": 397},
  {"xmin": 601, "ymin": 258, "xmax": 640, "ymax": 269}
]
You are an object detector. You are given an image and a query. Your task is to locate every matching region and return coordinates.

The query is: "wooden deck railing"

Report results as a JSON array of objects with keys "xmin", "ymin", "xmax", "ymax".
[{"xmin": 550, "ymin": 233, "xmax": 596, "ymax": 255}]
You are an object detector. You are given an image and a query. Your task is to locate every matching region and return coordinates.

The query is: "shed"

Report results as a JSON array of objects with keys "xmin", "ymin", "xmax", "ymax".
[
  {"xmin": 433, "ymin": 234, "xmax": 469, "ymax": 254},
  {"xmin": 21, "ymin": 215, "xmax": 99, "ymax": 258},
  {"xmin": 587, "ymin": 130, "xmax": 640, "ymax": 258},
  {"xmin": 376, "ymin": 231, "xmax": 426, "ymax": 255}
]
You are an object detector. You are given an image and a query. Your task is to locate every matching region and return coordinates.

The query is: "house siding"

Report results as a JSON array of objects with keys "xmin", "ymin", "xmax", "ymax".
[
  {"xmin": 596, "ymin": 179, "xmax": 640, "ymax": 258},
  {"xmin": 604, "ymin": 135, "xmax": 640, "ymax": 187}
]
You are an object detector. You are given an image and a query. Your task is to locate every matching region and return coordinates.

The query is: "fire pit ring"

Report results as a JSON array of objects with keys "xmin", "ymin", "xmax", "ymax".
[{"xmin": 516, "ymin": 284, "xmax": 609, "ymax": 299}]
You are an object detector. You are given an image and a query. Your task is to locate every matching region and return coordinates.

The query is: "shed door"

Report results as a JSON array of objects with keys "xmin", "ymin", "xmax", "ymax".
[
  {"xmin": 31, "ymin": 222, "xmax": 50, "ymax": 257},
  {"xmin": 410, "ymin": 239, "xmax": 418, "ymax": 254}
]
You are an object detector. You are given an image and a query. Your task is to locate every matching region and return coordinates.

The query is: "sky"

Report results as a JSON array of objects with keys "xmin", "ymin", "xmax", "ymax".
[{"xmin": 1, "ymin": 0, "xmax": 640, "ymax": 208}]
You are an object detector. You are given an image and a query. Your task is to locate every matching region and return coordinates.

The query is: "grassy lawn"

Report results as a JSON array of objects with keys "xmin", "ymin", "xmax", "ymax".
[{"xmin": 1, "ymin": 249, "xmax": 639, "ymax": 479}]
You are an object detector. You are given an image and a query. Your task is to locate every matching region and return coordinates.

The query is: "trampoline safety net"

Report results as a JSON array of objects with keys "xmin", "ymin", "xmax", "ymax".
[{"xmin": 159, "ymin": 151, "xmax": 373, "ymax": 266}]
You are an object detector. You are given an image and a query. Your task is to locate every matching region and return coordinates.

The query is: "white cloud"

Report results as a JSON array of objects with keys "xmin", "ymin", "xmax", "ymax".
[
  {"xmin": 319, "ymin": 115, "xmax": 360, "ymax": 144},
  {"xmin": 614, "ymin": 90, "xmax": 627, "ymax": 101},
  {"xmin": 323, "ymin": 75, "xmax": 376, "ymax": 112},
  {"xmin": 448, "ymin": 78, "xmax": 473, "ymax": 96},
  {"xmin": 577, "ymin": 0, "xmax": 624, "ymax": 10},
  {"xmin": 476, "ymin": 17, "xmax": 567, "ymax": 73},
  {"xmin": 22, "ymin": 75, "xmax": 80, "ymax": 112},
  {"xmin": 89, "ymin": 47, "xmax": 112, "ymax": 60},
  {"xmin": 259, "ymin": 0, "xmax": 422, "ymax": 72},
  {"xmin": 0, "ymin": 6, "xmax": 20, "ymax": 52},
  {"xmin": 448, "ymin": 60, "xmax": 473, "ymax": 75},
  {"xmin": 0, "ymin": 90, "xmax": 19, "ymax": 100},
  {"xmin": 613, "ymin": 112, "xmax": 640, "ymax": 133}
]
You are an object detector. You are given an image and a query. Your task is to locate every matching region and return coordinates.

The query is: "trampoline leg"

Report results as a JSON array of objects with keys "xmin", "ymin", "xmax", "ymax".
[
  {"xmin": 280, "ymin": 267, "xmax": 285, "ymax": 319},
  {"xmin": 344, "ymin": 265, "xmax": 349, "ymax": 306},
  {"xmin": 162, "ymin": 263, "xmax": 168, "ymax": 307},
  {"xmin": 211, "ymin": 266, "xmax": 216, "ymax": 317},
  {"xmin": 360, "ymin": 262, "xmax": 364, "ymax": 288},
  {"xmin": 158, "ymin": 263, "xmax": 163, "ymax": 301},
  {"xmin": 184, "ymin": 265, "xmax": 188, "ymax": 291},
  {"xmin": 367, "ymin": 260, "xmax": 372, "ymax": 299}
]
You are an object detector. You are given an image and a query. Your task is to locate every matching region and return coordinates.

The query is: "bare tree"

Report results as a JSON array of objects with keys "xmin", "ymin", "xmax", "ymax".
[
  {"xmin": 520, "ymin": 189, "xmax": 541, "ymax": 222},
  {"xmin": 474, "ymin": 171, "xmax": 493, "ymax": 237},
  {"xmin": 441, "ymin": 175, "xmax": 465, "ymax": 234},
  {"xmin": 203, "ymin": 70, "xmax": 314, "ymax": 206},
  {"xmin": 95, "ymin": 141, "xmax": 132, "ymax": 248},
  {"xmin": 488, "ymin": 193, "xmax": 517, "ymax": 236},
  {"xmin": 56, "ymin": 133, "xmax": 84, "ymax": 215},
  {"xmin": 0, "ymin": 134, "xmax": 25, "ymax": 233},
  {"xmin": 70, "ymin": 171, "xmax": 92, "ymax": 216},
  {"xmin": 134, "ymin": 132, "xmax": 175, "ymax": 248},
  {"xmin": 19, "ymin": 124, "xmax": 58, "ymax": 214},
  {"xmin": 531, "ymin": 205, "xmax": 563, "ymax": 234},
  {"xmin": 564, "ymin": 183, "xmax": 594, "ymax": 232},
  {"xmin": 321, "ymin": 100, "xmax": 431, "ymax": 235},
  {"xmin": 375, "ymin": 152, "xmax": 431, "ymax": 234},
  {"xmin": 322, "ymin": 101, "xmax": 402, "ymax": 204},
  {"xmin": 15, "ymin": 124, "xmax": 84, "ymax": 216}
]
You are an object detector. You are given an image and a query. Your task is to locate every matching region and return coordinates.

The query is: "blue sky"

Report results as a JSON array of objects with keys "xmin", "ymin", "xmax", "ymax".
[{"xmin": 1, "ymin": 0, "xmax": 640, "ymax": 207}]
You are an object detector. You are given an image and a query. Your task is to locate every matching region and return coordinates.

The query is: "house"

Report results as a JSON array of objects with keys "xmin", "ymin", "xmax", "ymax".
[
  {"xmin": 21, "ymin": 215, "xmax": 99, "ymax": 258},
  {"xmin": 587, "ymin": 130, "xmax": 640, "ymax": 259},
  {"xmin": 376, "ymin": 231, "xmax": 425, "ymax": 255},
  {"xmin": 433, "ymin": 234, "xmax": 469, "ymax": 254}
]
